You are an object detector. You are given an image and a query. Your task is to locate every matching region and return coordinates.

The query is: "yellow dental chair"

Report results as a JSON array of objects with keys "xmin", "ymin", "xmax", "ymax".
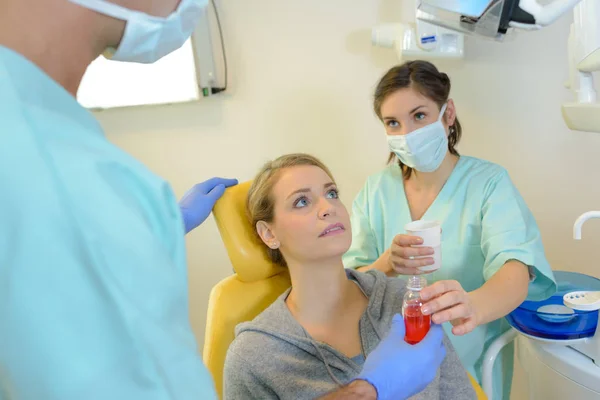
[
  {"xmin": 202, "ymin": 181, "xmax": 291, "ymax": 397},
  {"xmin": 203, "ymin": 181, "xmax": 487, "ymax": 400}
]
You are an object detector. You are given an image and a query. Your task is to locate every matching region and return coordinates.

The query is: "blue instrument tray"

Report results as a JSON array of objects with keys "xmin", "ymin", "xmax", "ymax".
[{"xmin": 506, "ymin": 271, "xmax": 600, "ymax": 340}]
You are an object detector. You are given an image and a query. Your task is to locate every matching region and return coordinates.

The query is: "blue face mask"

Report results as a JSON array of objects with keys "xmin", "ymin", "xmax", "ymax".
[{"xmin": 386, "ymin": 103, "xmax": 449, "ymax": 173}]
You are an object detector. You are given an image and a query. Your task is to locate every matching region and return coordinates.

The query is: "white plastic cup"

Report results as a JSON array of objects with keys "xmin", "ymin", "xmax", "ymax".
[{"xmin": 404, "ymin": 220, "xmax": 441, "ymax": 273}]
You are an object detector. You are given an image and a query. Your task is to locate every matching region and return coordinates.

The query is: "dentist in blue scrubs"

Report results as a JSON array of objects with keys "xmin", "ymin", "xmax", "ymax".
[{"xmin": 0, "ymin": 1, "xmax": 448, "ymax": 399}]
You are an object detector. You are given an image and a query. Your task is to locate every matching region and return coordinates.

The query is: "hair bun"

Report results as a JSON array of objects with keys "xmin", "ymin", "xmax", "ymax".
[{"xmin": 440, "ymin": 72, "xmax": 451, "ymax": 86}]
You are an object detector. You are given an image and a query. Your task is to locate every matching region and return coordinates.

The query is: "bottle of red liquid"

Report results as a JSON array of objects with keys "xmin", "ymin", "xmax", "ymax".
[{"xmin": 402, "ymin": 275, "xmax": 431, "ymax": 345}]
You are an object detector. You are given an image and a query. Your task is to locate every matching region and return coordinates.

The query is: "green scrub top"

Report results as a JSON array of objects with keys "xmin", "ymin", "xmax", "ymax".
[{"xmin": 344, "ymin": 156, "xmax": 556, "ymax": 400}]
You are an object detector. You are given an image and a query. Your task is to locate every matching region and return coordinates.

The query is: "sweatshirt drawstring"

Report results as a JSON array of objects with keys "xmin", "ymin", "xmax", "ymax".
[{"xmin": 309, "ymin": 340, "xmax": 344, "ymax": 387}]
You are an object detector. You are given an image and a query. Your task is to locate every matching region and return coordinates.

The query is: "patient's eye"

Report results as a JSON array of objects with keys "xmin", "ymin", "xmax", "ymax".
[
  {"xmin": 326, "ymin": 189, "xmax": 339, "ymax": 199},
  {"xmin": 293, "ymin": 196, "xmax": 309, "ymax": 208}
]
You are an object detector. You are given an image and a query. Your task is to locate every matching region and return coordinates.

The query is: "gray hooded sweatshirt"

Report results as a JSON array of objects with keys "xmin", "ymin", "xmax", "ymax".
[{"xmin": 223, "ymin": 269, "xmax": 476, "ymax": 400}]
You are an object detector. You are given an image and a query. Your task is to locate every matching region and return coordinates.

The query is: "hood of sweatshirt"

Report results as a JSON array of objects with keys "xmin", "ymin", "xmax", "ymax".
[{"xmin": 234, "ymin": 269, "xmax": 396, "ymax": 385}]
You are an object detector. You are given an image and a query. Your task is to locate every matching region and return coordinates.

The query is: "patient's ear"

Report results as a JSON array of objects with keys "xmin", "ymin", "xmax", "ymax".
[{"xmin": 256, "ymin": 221, "xmax": 279, "ymax": 249}]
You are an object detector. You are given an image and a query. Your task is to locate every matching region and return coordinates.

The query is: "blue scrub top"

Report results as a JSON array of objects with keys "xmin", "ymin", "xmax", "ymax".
[
  {"xmin": 343, "ymin": 156, "xmax": 557, "ymax": 400},
  {"xmin": 0, "ymin": 46, "xmax": 216, "ymax": 399}
]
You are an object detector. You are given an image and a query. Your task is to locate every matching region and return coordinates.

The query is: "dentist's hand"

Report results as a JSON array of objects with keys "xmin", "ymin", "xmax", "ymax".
[
  {"xmin": 356, "ymin": 315, "xmax": 446, "ymax": 400},
  {"xmin": 179, "ymin": 177, "xmax": 238, "ymax": 234}
]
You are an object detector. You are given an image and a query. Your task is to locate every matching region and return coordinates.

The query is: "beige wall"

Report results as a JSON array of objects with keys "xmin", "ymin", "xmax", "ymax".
[{"xmin": 96, "ymin": 1, "xmax": 600, "ymax": 398}]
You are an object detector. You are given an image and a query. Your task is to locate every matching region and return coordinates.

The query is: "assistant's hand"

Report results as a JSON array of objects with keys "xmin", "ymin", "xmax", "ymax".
[
  {"xmin": 388, "ymin": 234, "xmax": 435, "ymax": 275},
  {"xmin": 356, "ymin": 315, "xmax": 446, "ymax": 400},
  {"xmin": 420, "ymin": 280, "xmax": 480, "ymax": 336},
  {"xmin": 179, "ymin": 177, "xmax": 238, "ymax": 234}
]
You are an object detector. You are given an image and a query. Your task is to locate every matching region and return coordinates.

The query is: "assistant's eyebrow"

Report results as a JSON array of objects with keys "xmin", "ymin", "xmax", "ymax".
[
  {"xmin": 382, "ymin": 105, "xmax": 426, "ymax": 121},
  {"xmin": 409, "ymin": 105, "xmax": 426, "ymax": 114}
]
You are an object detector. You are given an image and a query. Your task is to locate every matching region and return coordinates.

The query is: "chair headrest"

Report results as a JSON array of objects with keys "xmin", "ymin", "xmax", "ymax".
[{"xmin": 212, "ymin": 181, "xmax": 287, "ymax": 282}]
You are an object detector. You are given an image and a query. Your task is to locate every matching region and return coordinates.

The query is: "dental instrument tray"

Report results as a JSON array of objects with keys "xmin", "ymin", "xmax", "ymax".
[{"xmin": 506, "ymin": 271, "xmax": 600, "ymax": 340}]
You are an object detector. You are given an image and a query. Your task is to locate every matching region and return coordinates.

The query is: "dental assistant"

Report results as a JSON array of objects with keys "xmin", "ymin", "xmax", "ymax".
[
  {"xmin": 343, "ymin": 61, "xmax": 557, "ymax": 400},
  {"xmin": 0, "ymin": 1, "xmax": 447, "ymax": 399}
]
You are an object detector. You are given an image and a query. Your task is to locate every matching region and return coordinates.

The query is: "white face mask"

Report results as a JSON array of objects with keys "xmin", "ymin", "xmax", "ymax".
[
  {"xmin": 69, "ymin": 0, "xmax": 208, "ymax": 63},
  {"xmin": 386, "ymin": 103, "xmax": 449, "ymax": 173}
]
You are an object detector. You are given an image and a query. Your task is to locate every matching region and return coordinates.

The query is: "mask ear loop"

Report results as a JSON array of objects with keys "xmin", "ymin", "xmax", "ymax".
[
  {"xmin": 68, "ymin": 0, "xmax": 143, "ymax": 21},
  {"xmin": 438, "ymin": 103, "xmax": 448, "ymax": 122},
  {"xmin": 439, "ymin": 103, "xmax": 453, "ymax": 137}
]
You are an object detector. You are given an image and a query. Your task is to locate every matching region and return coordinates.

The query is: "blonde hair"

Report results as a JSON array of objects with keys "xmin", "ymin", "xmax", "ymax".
[{"xmin": 246, "ymin": 153, "xmax": 336, "ymax": 267}]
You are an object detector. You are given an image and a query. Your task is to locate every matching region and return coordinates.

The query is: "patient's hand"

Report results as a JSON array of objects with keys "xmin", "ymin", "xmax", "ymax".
[
  {"xmin": 316, "ymin": 380, "xmax": 377, "ymax": 400},
  {"xmin": 356, "ymin": 314, "xmax": 446, "ymax": 400}
]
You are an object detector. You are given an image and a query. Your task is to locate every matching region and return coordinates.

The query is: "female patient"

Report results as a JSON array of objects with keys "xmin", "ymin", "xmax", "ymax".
[{"xmin": 222, "ymin": 153, "xmax": 476, "ymax": 400}]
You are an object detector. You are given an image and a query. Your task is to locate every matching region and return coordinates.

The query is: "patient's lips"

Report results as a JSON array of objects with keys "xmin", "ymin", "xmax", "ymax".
[{"xmin": 319, "ymin": 223, "xmax": 345, "ymax": 238}]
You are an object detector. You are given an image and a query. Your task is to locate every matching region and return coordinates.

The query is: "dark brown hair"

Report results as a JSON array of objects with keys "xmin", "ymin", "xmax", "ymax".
[{"xmin": 374, "ymin": 60, "xmax": 462, "ymax": 179}]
